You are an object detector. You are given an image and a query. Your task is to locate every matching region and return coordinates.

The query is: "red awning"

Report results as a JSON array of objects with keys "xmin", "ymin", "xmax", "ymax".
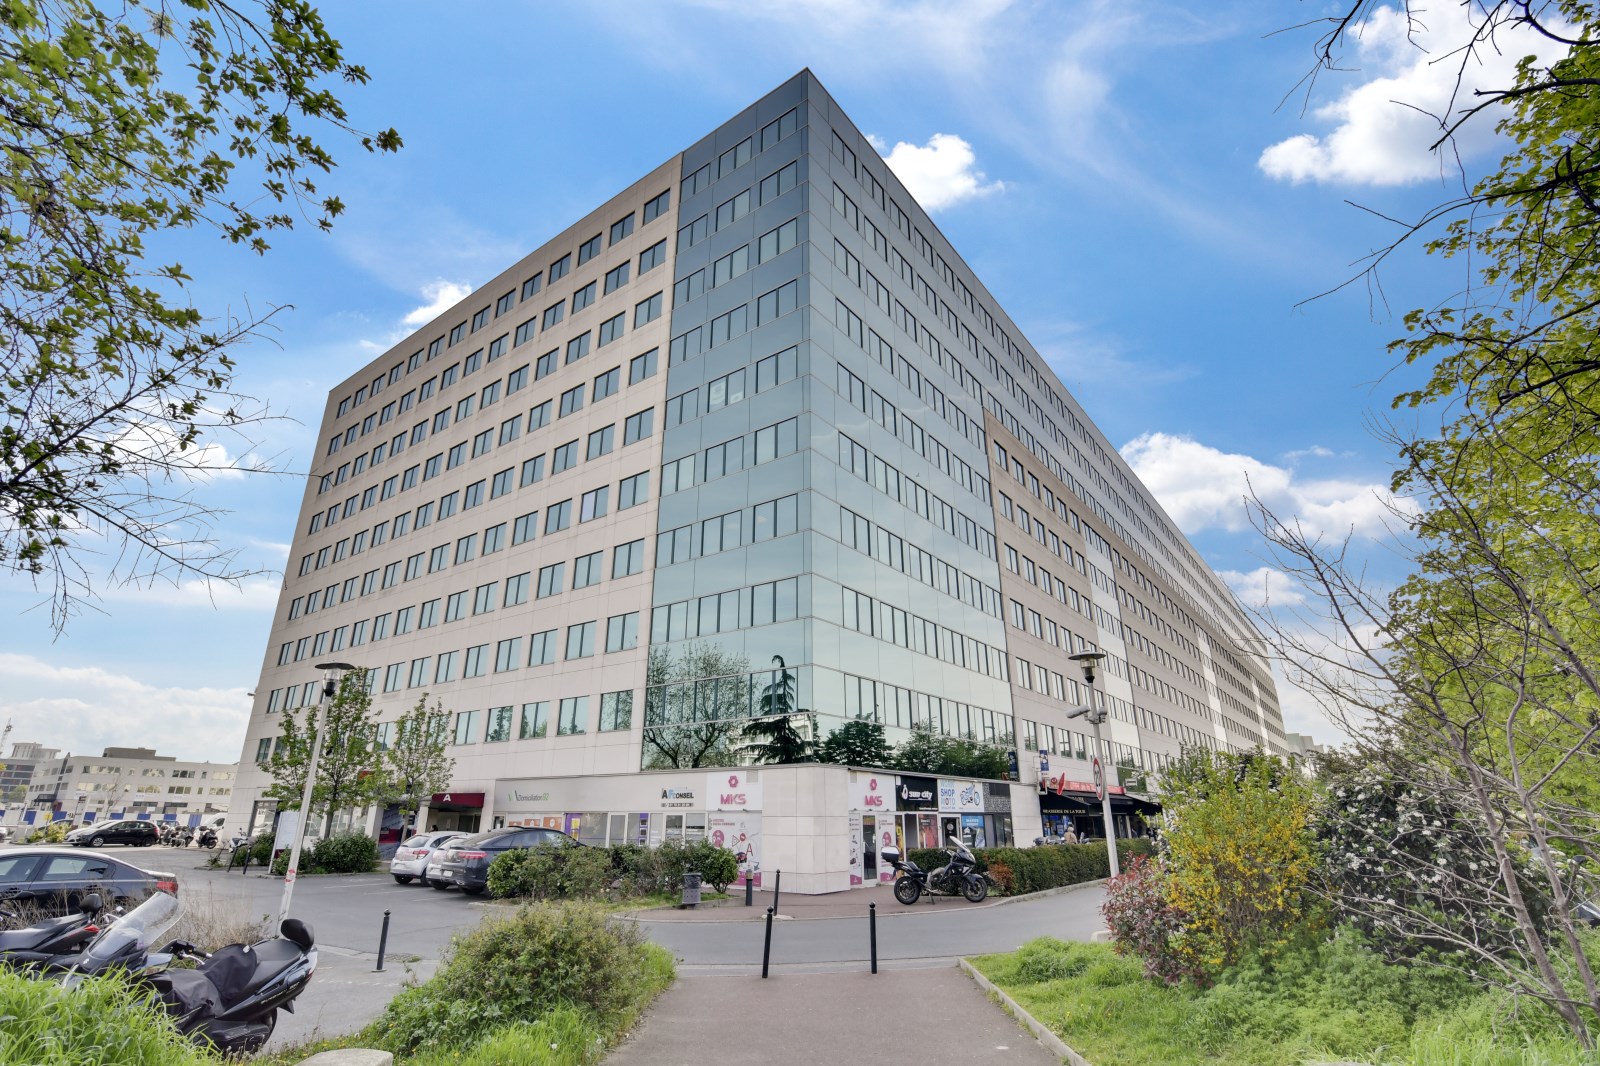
[{"xmin": 429, "ymin": 792, "xmax": 485, "ymax": 809}]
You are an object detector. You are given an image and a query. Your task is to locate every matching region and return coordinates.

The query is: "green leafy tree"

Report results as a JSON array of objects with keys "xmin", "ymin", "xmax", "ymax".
[
  {"xmin": 0, "ymin": 0, "xmax": 400, "ymax": 630},
  {"xmin": 265, "ymin": 668, "xmax": 384, "ymax": 837},
  {"xmin": 378, "ymin": 696, "xmax": 454, "ymax": 818},
  {"xmin": 640, "ymin": 643, "xmax": 751, "ymax": 769},
  {"xmin": 740, "ymin": 660, "xmax": 813, "ymax": 764},
  {"xmin": 816, "ymin": 716, "xmax": 893, "ymax": 767}
]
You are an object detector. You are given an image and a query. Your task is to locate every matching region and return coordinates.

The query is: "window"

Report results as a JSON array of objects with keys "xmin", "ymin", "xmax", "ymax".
[
  {"xmin": 604, "ymin": 262, "xmax": 630, "ymax": 294},
  {"xmin": 661, "ymin": 454, "xmax": 696, "ymax": 495},
  {"xmin": 528, "ymin": 398, "xmax": 552, "ymax": 428},
  {"xmin": 454, "ymin": 710, "xmax": 480, "ymax": 745},
  {"xmin": 572, "ymin": 280, "xmax": 596, "ymax": 313},
  {"xmin": 592, "ymin": 366, "xmax": 620, "ymax": 402},
  {"xmin": 446, "ymin": 442, "xmax": 466, "ymax": 470},
  {"xmin": 408, "ymin": 657, "xmax": 430, "ymax": 688},
  {"xmin": 504, "ymin": 571, "xmax": 529, "ymax": 606},
  {"xmin": 434, "ymin": 650, "xmax": 457, "ymax": 682},
  {"xmin": 472, "ymin": 428, "xmax": 493, "ymax": 457},
  {"xmin": 638, "ymin": 238, "xmax": 667, "ymax": 274},
  {"xmin": 519, "ymin": 701, "xmax": 549, "ymax": 738},
  {"xmin": 565, "ymin": 332, "xmax": 590, "ymax": 364},
  {"xmin": 546, "ymin": 498, "xmax": 573, "ymax": 532},
  {"xmin": 552, "ymin": 439, "xmax": 579, "ymax": 472},
  {"xmin": 495, "ymin": 291, "xmax": 515, "ymax": 317},
  {"xmin": 404, "ymin": 553, "xmax": 424, "ymax": 581},
  {"xmin": 605, "ymin": 613, "xmax": 639, "ymax": 652},
  {"xmin": 520, "ymin": 454, "xmax": 546, "ymax": 486},
  {"xmin": 752, "ymin": 494, "xmax": 799, "ymax": 540},
  {"xmin": 499, "ymin": 416, "xmax": 523, "ymax": 448},
  {"xmin": 486, "ymin": 704, "xmax": 514, "ymax": 741},
  {"xmin": 549, "ymin": 252, "xmax": 571, "ymax": 282},
  {"xmin": 623, "ymin": 408, "xmax": 654, "ymax": 445},
  {"xmin": 491, "ymin": 467, "xmax": 514, "ymax": 499},
  {"xmin": 677, "ymin": 214, "xmax": 708, "ymax": 251},
  {"xmin": 528, "ymin": 631, "xmax": 557, "ymax": 667},
  {"xmin": 587, "ymin": 425, "xmax": 614, "ymax": 460},
  {"xmin": 429, "ymin": 543, "xmax": 449, "ymax": 572},
  {"xmin": 599, "ymin": 690, "xmax": 633, "ymax": 731},
  {"xmin": 455, "ymin": 533, "xmax": 477, "ymax": 564},
  {"xmin": 471, "ymin": 308, "xmax": 489, "ymax": 332},
  {"xmin": 444, "ymin": 590, "xmax": 467, "ymax": 623},
  {"xmin": 579, "ymin": 485, "xmax": 609, "ymax": 521},
  {"xmin": 618, "ymin": 470, "xmax": 650, "ymax": 509},
  {"xmin": 643, "ymin": 189, "xmax": 670, "ymax": 223},
  {"xmin": 718, "ymin": 136, "xmax": 752, "ymax": 176},
  {"xmin": 419, "ymin": 598, "xmax": 441, "ymax": 628},
  {"xmin": 634, "ymin": 291, "xmax": 663, "ymax": 327},
  {"xmin": 522, "ymin": 273, "xmax": 543, "ymax": 301},
  {"xmin": 473, "ymin": 581, "xmax": 497, "ymax": 614},
  {"xmin": 573, "ymin": 550, "xmax": 604, "ymax": 589},
  {"xmin": 758, "ymin": 217, "xmax": 799, "ymax": 263},
  {"xmin": 715, "ymin": 188, "xmax": 751, "ymax": 230},
  {"xmin": 512, "ymin": 510, "xmax": 539, "ymax": 545},
  {"xmin": 557, "ymin": 696, "xmax": 588, "ymax": 735},
  {"xmin": 436, "ymin": 491, "xmax": 457, "ymax": 520},
  {"xmin": 535, "ymin": 349, "xmax": 558, "ymax": 380},
  {"xmin": 514, "ymin": 317, "xmax": 538, "ymax": 347},
  {"xmin": 507, "ymin": 364, "xmax": 529, "ymax": 395},
  {"xmin": 753, "ymin": 417, "xmax": 798, "ymax": 463},
  {"xmin": 537, "ymin": 562, "xmax": 565, "ymax": 598},
  {"xmin": 483, "ymin": 522, "xmax": 506, "ymax": 554},
  {"xmin": 629, "ymin": 348, "xmax": 658, "ymax": 384},
  {"xmin": 559, "ymin": 386, "xmax": 585, "ymax": 418},
  {"xmin": 759, "ymin": 160, "xmax": 798, "ymax": 203},
  {"xmin": 612, "ymin": 538, "xmax": 645, "ymax": 577},
  {"xmin": 542, "ymin": 301, "xmax": 565, "ymax": 330},
  {"xmin": 494, "ymin": 640, "xmax": 521, "ymax": 675},
  {"xmin": 565, "ymin": 621, "xmax": 596, "ymax": 660},
  {"xmin": 610, "ymin": 213, "xmax": 635, "ymax": 245},
  {"xmin": 577, "ymin": 233, "xmax": 602, "ymax": 265},
  {"xmin": 757, "ymin": 279, "xmax": 800, "ymax": 323},
  {"xmin": 463, "ymin": 644, "xmax": 489, "ymax": 678},
  {"xmin": 712, "ymin": 245, "xmax": 749, "ymax": 288},
  {"xmin": 597, "ymin": 312, "xmax": 626, "ymax": 347}
]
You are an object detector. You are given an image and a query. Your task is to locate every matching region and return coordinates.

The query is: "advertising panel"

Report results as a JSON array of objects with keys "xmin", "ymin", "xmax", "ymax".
[
  {"xmin": 937, "ymin": 779, "xmax": 985, "ymax": 813},
  {"xmin": 851, "ymin": 773, "xmax": 895, "ymax": 812},
  {"xmin": 705, "ymin": 770, "xmax": 762, "ymax": 811},
  {"xmin": 896, "ymin": 774, "xmax": 937, "ymax": 811},
  {"xmin": 874, "ymin": 818, "xmax": 898, "ymax": 883},
  {"xmin": 982, "ymin": 782, "xmax": 1013, "ymax": 813},
  {"xmin": 848, "ymin": 810, "xmax": 864, "ymax": 886},
  {"xmin": 709, "ymin": 811, "xmax": 762, "ymax": 886}
]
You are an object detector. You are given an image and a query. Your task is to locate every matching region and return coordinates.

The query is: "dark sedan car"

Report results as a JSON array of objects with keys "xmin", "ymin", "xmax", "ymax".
[
  {"xmin": 436, "ymin": 827, "xmax": 579, "ymax": 895},
  {"xmin": 0, "ymin": 847, "xmax": 177, "ymax": 919},
  {"xmin": 64, "ymin": 819, "xmax": 160, "ymax": 848}
]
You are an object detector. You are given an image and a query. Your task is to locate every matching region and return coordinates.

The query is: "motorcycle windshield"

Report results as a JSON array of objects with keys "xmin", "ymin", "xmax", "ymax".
[{"xmin": 80, "ymin": 891, "xmax": 180, "ymax": 964}]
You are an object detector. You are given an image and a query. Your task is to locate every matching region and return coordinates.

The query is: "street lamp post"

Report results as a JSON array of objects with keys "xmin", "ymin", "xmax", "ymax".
[
  {"xmin": 278, "ymin": 661, "xmax": 354, "ymax": 925},
  {"xmin": 1066, "ymin": 651, "xmax": 1119, "ymax": 878}
]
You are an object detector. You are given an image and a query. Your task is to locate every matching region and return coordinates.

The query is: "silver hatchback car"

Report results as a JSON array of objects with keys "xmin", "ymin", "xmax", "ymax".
[{"xmin": 389, "ymin": 831, "xmax": 464, "ymax": 885}]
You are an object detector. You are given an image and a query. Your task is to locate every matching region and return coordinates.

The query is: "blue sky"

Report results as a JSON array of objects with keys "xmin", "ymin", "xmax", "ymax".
[{"xmin": 0, "ymin": 1, "xmax": 1546, "ymax": 762}]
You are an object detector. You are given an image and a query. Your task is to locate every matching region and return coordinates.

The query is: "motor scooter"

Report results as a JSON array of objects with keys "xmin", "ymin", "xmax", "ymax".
[
  {"xmin": 882, "ymin": 836, "xmax": 991, "ymax": 904},
  {"xmin": 0, "ymin": 893, "xmax": 110, "ymax": 970}
]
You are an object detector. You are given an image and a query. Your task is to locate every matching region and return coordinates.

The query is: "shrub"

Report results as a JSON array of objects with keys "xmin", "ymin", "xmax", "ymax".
[
  {"xmin": 405, "ymin": 1008, "xmax": 604, "ymax": 1066},
  {"xmin": 684, "ymin": 840, "xmax": 738, "ymax": 892},
  {"xmin": 309, "ymin": 832, "xmax": 379, "ymax": 873},
  {"xmin": 25, "ymin": 821, "xmax": 68, "ymax": 844},
  {"xmin": 367, "ymin": 901, "xmax": 674, "ymax": 1056},
  {"xmin": 903, "ymin": 839, "xmax": 1154, "ymax": 895},
  {"xmin": 0, "ymin": 967, "xmax": 214, "ymax": 1065},
  {"xmin": 1101, "ymin": 855, "xmax": 1201, "ymax": 986},
  {"xmin": 559, "ymin": 845, "xmax": 615, "ymax": 898},
  {"xmin": 248, "ymin": 833, "xmax": 275, "ymax": 867},
  {"xmin": 1011, "ymin": 936, "xmax": 1097, "ymax": 984}
]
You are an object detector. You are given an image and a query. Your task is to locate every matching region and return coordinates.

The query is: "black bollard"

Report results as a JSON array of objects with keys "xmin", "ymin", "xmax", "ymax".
[
  {"xmin": 762, "ymin": 906, "xmax": 774, "ymax": 979},
  {"xmin": 772, "ymin": 869, "xmax": 781, "ymax": 916},
  {"xmin": 869, "ymin": 902, "xmax": 878, "ymax": 974},
  {"xmin": 745, "ymin": 875, "xmax": 754, "ymax": 907},
  {"xmin": 374, "ymin": 909, "xmax": 391, "ymax": 972}
]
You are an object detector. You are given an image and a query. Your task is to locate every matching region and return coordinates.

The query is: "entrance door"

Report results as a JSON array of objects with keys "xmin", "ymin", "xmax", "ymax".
[{"xmin": 862, "ymin": 816, "xmax": 877, "ymax": 883}]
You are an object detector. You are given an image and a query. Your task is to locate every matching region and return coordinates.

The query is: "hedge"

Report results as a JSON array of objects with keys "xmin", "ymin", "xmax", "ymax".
[{"xmin": 904, "ymin": 839, "xmax": 1155, "ymax": 896}]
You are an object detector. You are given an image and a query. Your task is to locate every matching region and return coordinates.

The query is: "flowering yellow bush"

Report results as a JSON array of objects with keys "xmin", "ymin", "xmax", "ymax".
[{"xmin": 1161, "ymin": 754, "xmax": 1315, "ymax": 974}]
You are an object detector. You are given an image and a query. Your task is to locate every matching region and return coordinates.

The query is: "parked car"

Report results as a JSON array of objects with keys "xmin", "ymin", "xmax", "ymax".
[
  {"xmin": 0, "ymin": 846, "xmax": 177, "ymax": 918},
  {"xmin": 435, "ymin": 827, "xmax": 579, "ymax": 895},
  {"xmin": 65, "ymin": 820, "xmax": 160, "ymax": 848},
  {"xmin": 0, "ymin": 825, "xmax": 10, "ymax": 844},
  {"xmin": 390, "ymin": 831, "xmax": 464, "ymax": 885}
]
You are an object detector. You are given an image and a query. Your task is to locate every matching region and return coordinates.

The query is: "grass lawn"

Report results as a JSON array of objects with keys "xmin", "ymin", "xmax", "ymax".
[{"xmin": 968, "ymin": 937, "xmax": 1598, "ymax": 1066}]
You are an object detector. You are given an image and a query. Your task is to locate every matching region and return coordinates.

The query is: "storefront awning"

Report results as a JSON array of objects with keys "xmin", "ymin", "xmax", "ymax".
[
  {"xmin": 429, "ymin": 792, "xmax": 485, "ymax": 811},
  {"xmin": 1040, "ymin": 789, "xmax": 1162, "ymax": 817}
]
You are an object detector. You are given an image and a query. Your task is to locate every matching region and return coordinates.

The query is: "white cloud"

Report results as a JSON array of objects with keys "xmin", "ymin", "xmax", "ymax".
[
  {"xmin": 1221, "ymin": 566, "xmax": 1306, "ymax": 609},
  {"xmin": 1120, "ymin": 431, "xmax": 1415, "ymax": 539},
  {"xmin": 0, "ymin": 653, "xmax": 250, "ymax": 764},
  {"xmin": 1259, "ymin": 4, "xmax": 1569, "ymax": 185},
  {"xmin": 867, "ymin": 132, "xmax": 1006, "ymax": 212},
  {"xmin": 101, "ymin": 576, "xmax": 282, "ymax": 612},
  {"xmin": 400, "ymin": 280, "xmax": 473, "ymax": 331}
]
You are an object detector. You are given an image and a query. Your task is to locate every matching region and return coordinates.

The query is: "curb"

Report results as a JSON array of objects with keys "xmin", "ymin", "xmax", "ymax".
[
  {"xmin": 619, "ymin": 877, "xmax": 1111, "ymax": 924},
  {"xmin": 959, "ymin": 958, "xmax": 1094, "ymax": 1066}
]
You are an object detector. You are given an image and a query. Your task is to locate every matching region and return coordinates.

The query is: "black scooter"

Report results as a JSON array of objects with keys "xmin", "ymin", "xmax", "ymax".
[
  {"xmin": 62, "ymin": 892, "xmax": 317, "ymax": 1055},
  {"xmin": 0, "ymin": 893, "xmax": 108, "ymax": 970},
  {"xmin": 882, "ymin": 837, "xmax": 991, "ymax": 904}
]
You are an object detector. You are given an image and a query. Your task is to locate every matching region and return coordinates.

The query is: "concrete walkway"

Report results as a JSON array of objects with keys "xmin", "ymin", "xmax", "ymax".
[{"xmin": 603, "ymin": 968, "xmax": 1060, "ymax": 1066}]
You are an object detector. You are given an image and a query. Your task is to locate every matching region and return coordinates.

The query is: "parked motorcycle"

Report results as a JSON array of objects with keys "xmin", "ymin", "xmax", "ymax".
[
  {"xmin": 197, "ymin": 828, "xmax": 218, "ymax": 849},
  {"xmin": 60, "ymin": 891, "xmax": 317, "ymax": 1055},
  {"xmin": 882, "ymin": 837, "xmax": 991, "ymax": 904},
  {"xmin": 0, "ymin": 893, "xmax": 109, "ymax": 970}
]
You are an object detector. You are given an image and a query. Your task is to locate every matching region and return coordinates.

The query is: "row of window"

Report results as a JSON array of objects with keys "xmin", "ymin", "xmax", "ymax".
[
  {"xmin": 668, "ymin": 277, "xmax": 801, "ymax": 368},
  {"xmin": 839, "ymin": 673, "xmax": 1012, "ymax": 746},
  {"xmin": 839, "ymin": 585, "xmax": 1009, "ymax": 683},
  {"xmin": 838, "ymin": 506, "xmax": 1001, "ymax": 620},
  {"xmin": 657, "ymin": 493, "xmax": 799, "ymax": 566},
  {"xmin": 450, "ymin": 691, "xmax": 635, "ymax": 745},
  {"xmin": 837, "ymin": 432, "xmax": 997, "ymax": 561},
  {"xmin": 835, "ymin": 357, "xmax": 989, "ymax": 507},
  {"xmin": 650, "ymin": 576, "xmax": 801, "ymax": 644},
  {"xmin": 659, "ymin": 416, "xmax": 800, "ymax": 498}
]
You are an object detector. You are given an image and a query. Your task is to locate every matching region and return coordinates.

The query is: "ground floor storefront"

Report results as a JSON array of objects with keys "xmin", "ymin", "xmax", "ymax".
[{"xmin": 411, "ymin": 763, "xmax": 1046, "ymax": 894}]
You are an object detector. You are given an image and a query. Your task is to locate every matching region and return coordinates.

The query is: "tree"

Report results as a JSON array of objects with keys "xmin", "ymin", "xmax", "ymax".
[
  {"xmin": 640, "ymin": 643, "xmax": 752, "ymax": 769},
  {"xmin": 890, "ymin": 722, "xmax": 1011, "ymax": 779},
  {"xmin": 740, "ymin": 659, "xmax": 813, "ymax": 764},
  {"xmin": 264, "ymin": 668, "xmax": 384, "ymax": 837},
  {"xmin": 0, "ymin": 0, "xmax": 400, "ymax": 630},
  {"xmin": 816, "ymin": 716, "xmax": 893, "ymax": 767},
  {"xmin": 378, "ymin": 695, "xmax": 454, "ymax": 819}
]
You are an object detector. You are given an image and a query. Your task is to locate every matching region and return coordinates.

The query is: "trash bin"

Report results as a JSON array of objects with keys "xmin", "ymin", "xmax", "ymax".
[{"xmin": 680, "ymin": 870, "xmax": 703, "ymax": 909}]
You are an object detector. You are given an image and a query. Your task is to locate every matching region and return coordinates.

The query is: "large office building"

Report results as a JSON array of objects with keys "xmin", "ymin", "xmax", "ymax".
[
  {"xmin": 230, "ymin": 72, "xmax": 1282, "ymax": 892},
  {"xmin": 15, "ymin": 747, "xmax": 236, "ymax": 827}
]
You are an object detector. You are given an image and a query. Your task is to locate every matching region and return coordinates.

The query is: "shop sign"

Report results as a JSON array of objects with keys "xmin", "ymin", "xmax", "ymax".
[
  {"xmin": 938, "ymin": 779, "xmax": 985, "ymax": 813},
  {"xmin": 705, "ymin": 770, "xmax": 762, "ymax": 811},
  {"xmin": 852, "ymin": 774, "xmax": 895, "ymax": 812},
  {"xmin": 982, "ymin": 782, "xmax": 1012, "ymax": 813},
  {"xmin": 431, "ymin": 792, "xmax": 486, "ymax": 808},
  {"xmin": 504, "ymin": 787, "xmax": 552, "ymax": 805},
  {"xmin": 896, "ymin": 774, "xmax": 938, "ymax": 811},
  {"xmin": 1037, "ymin": 772, "xmax": 1125, "ymax": 797},
  {"xmin": 657, "ymin": 785, "xmax": 698, "ymax": 809}
]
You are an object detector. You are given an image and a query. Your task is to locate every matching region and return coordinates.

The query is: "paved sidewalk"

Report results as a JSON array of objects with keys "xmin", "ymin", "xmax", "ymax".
[
  {"xmin": 628, "ymin": 878, "xmax": 1105, "ymax": 922},
  {"xmin": 603, "ymin": 967, "xmax": 1059, "ymax": 1066}
]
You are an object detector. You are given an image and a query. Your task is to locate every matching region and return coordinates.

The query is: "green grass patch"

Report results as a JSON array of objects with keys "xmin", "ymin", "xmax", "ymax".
[
  {"xmin": 0, "ymin": 969, "xmax": 216, "ymax": 1066},
  {"xmin": 969, "ymin": 935, "xmax": 1597, "ymax": 1066}
]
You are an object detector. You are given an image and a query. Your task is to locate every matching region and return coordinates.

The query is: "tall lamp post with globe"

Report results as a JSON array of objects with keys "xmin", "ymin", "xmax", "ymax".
[
  {"xmin": 1064, "ymin": 651, "xmax": 1118, "ymax": 878},
  {"xmin": 278, "ymin": 660, "xmax": 355, "ymax": 924}
]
